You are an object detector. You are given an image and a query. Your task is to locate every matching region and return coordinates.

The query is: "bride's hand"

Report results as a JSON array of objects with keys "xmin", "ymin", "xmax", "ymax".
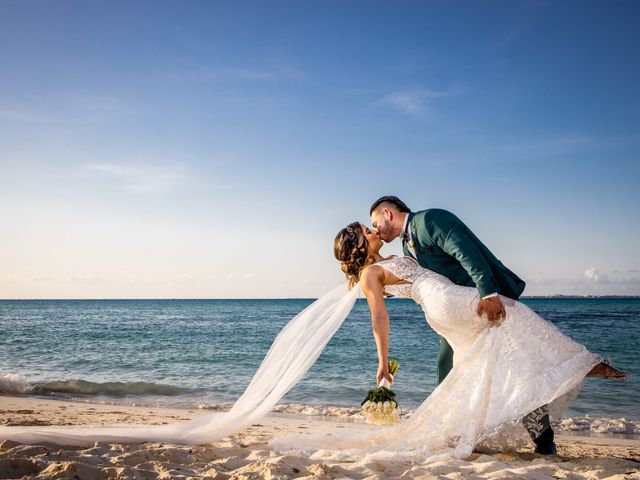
[{"xmin": 377, "ymin": 363, "xmax": 393, "ymax": 386}]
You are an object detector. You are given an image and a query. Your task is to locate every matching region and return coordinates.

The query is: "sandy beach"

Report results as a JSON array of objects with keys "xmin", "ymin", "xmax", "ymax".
[{"xmin": 0, "ymin": 396, "xmax": 638, "ymax": 479}]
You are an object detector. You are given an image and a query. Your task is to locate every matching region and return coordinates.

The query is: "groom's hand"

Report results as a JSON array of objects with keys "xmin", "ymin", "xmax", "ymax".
[{"xmin": 477, "ymin": 296, "xmax": 506, "ymax": 322}]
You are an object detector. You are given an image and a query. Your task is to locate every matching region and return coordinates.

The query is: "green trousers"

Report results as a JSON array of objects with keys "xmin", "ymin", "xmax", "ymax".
[{"xmin": 437, "ymin": 336, "xmax": 454, "ymax": 384}]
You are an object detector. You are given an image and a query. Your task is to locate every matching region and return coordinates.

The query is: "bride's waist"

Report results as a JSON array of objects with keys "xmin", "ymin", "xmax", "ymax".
[
  {"xmin": 413, "ymin": 269, "xmax": 454, "ymax": 285},
  {"xmin": 410, "ymin": 272, "xmax": 459, "ymax": 301}
]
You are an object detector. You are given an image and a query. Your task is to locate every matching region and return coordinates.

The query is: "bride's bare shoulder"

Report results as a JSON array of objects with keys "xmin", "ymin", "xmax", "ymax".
[
  {"xmin": 360, "ymin": 264, "xmax": 385, "ymax": 286},
  {"xmin": 361, "ymin": 263, "xmax": 384, "ymax": 275}
]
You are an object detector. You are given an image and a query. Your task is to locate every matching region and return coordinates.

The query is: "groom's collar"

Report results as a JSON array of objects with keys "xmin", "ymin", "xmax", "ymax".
[{"xmin": 400, "ymin": 213, "xmax": 411, "ymax": 241}]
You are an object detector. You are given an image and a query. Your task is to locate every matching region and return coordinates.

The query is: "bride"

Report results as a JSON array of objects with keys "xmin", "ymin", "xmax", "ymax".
[
  {"xmin": 0, "ymin": 222, "xmax": 625, "ymax": 460},
  {"xmin": 272, "ymin": 221, "xmax": 624, "ymax": 460}
]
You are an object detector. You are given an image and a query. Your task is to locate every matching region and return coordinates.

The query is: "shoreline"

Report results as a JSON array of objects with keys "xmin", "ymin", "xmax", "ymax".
[
  {"xmin": 1, "ymin": 396, "xmax": 639, "ymax": 479},
  {"xmin": 2, "ymin": 392, "xmax": 639, "ymax": 438}
]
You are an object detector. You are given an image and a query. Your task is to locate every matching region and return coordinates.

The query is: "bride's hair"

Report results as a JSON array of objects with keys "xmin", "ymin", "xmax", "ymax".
[{"xmin": 334, "ymin": 222, "xmax": 372, "ymax": 289}]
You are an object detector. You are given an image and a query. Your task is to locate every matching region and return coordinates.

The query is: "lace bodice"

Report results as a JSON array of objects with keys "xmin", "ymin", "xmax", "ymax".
[{"xmin": 375, "ymin": 257, "xmax": 427, "ymax": 298}]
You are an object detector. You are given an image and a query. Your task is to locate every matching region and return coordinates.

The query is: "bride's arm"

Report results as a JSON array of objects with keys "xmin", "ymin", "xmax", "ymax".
[{"xmin": 360, "ymin": 266, "xmax": 393, "ymax": 386}]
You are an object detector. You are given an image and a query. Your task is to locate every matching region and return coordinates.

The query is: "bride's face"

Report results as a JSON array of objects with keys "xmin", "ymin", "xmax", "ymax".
[{"xmin": 360, "ymin": 224, "xmax": 382, "ymax": 256}]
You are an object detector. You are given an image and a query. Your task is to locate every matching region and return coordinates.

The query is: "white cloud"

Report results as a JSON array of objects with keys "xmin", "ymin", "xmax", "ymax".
[
  {"xmin": 373, "ymin": 88, "xmax": 454, "ymax": 117},
  {"xmin": 0, "ymin": 108, "xmax": 51, "ymax": 123},
  {"xmin": 525, "ymin": 268, "xmax": 640, "ymax": 295},
  {"xmin": 584, "ymin": 267, "xmax": 608, "ymax": 283},
  {"xmin": 85, "ymin": 162, "xmax": 187, "ymax": 195},
  {"xmin": 0, "ymin": 94, "xmax": 136, "ymax": 124}
]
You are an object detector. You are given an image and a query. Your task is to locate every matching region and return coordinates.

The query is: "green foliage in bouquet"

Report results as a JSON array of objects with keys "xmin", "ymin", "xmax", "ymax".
[
  {"xmin": 388, "ymin": 358, "xmax": 399, "ymax": 376},
  {"xmin": 361, "ymin": 357, "xmax": 400, "ymax": 407}
]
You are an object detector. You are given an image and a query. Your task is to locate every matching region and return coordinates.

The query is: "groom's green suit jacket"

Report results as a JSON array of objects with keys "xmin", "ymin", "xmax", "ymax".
[
  {"xmin": 402, "ymin": 209, "xmax": 526, "ymax": 301},
  {"xmin": 403, "ymin": 209, "xmax": 526, "ymax": 384}
]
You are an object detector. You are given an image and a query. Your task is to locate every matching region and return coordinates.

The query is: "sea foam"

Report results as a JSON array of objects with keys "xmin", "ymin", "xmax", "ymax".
[
  {"xmin": 0, "ymin": 373, "xmax": 31, "ymax": 394},
  {"xmin": 0, "ymin": 374, "xmax": 186, "ymax": 397},
  {"xmin": 556, "ymin": 416, "xmax": 640, "ymax": 435},
  {"xmin": 269, "ymin": 403, "xmax": 640, "ymax": 436}
]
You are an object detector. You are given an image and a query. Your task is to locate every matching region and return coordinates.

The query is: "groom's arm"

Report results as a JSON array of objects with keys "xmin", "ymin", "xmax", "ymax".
[
  {"xmin": 421, "ymin": 211, "xmax": 506, "ymax": 321},
  {"xmin": 441, "ymin": 222, "xmax": 499, "ymax": 298},
  {"xmin": 420, "ymin": 211, "xmax": 498, "ymax": 297}
]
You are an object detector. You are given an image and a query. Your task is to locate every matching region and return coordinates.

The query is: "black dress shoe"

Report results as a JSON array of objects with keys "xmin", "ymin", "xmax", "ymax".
[
  {"xmin": 533, "ymin": 426, "xmax": 557, "ymax": 455},
  {"xmin": 534, "ymin": 441, "xmax": 557, "ymax": 455}
]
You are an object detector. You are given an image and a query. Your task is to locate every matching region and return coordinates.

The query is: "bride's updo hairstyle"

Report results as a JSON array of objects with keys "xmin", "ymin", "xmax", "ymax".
[{"xmin": 334, "ymin": 221, "xmax": 372, "ymax": 289}]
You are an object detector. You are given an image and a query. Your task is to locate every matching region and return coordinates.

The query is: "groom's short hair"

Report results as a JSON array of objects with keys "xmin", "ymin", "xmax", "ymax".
[{"xmin": 370, "ymin": 196, "xmax": 411, "ymax": 215}]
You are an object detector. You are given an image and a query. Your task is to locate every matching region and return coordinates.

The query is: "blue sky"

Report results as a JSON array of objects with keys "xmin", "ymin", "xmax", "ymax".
[{"xmin": 1, "ymin": 1, "xmax": 638, "ymax": 298}]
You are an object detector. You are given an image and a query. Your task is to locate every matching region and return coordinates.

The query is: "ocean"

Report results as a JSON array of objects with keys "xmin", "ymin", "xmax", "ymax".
[{"xmin": 1, "ymin": 297, "xmax": 638, "ymax": 429}]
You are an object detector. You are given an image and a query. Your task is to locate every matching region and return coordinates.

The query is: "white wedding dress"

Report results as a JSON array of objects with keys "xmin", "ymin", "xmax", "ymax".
[
  {"xmin": 271, "ymin": 257, "xmax": 601, "ymax": 460},
  {"xmin": 1, "ymin": 257, "xmax": 600, "ymax": 462}
]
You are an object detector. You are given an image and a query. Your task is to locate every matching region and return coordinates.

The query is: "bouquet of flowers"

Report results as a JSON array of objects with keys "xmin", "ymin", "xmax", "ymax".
[{"xmin": 361, "ymin": 358, "xmax": 400, "ymax": 425}]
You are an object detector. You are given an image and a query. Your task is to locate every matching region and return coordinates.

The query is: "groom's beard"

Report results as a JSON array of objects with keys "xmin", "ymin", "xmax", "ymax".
[
  {"xmin": 375, "ymin": 226, "xmax": 395, "ymax": 243},
  {"xmin": 382, "ymin": 231, "xmax": 399, "ymax": 243}
]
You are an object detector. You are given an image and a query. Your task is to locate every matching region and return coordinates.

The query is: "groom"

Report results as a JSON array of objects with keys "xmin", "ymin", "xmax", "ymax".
[{"xmin": 369, "ymin": 195, "xmax": 557, "ymax": 455}]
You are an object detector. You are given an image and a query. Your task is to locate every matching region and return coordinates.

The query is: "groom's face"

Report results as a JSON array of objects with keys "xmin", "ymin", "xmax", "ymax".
[{"xmin": 371, "ymin": 208, "xmax": 395, "ymax": 243}]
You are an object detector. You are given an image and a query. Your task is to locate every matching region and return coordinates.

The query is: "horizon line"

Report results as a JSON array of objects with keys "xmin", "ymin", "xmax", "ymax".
[{"xmin": 1, "ymin": 295, "xmax": 639, "ymax": 301}]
